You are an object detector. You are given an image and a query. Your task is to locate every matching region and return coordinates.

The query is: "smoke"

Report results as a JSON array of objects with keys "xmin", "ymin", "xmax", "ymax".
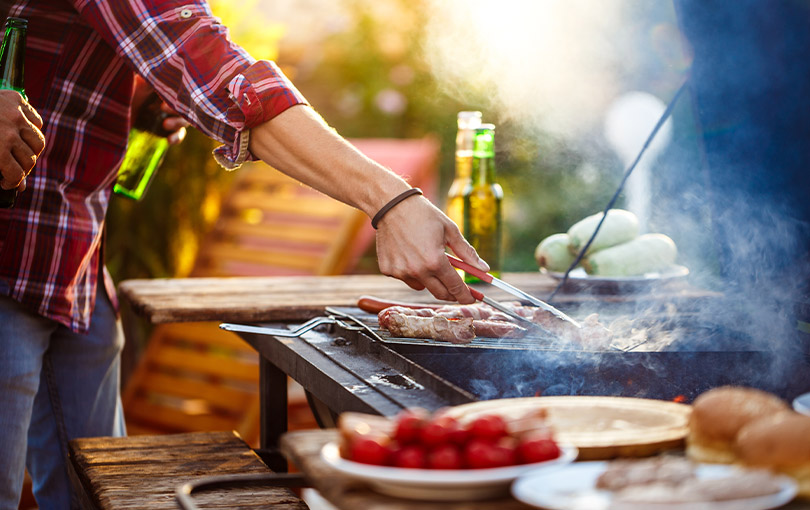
[{"xmin": 422, "ymin": 0, "xmax": 644, "ymax": 137}]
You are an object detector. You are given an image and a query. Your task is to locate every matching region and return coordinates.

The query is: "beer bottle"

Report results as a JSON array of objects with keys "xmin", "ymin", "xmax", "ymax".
[
  {"xmin": 114, "ymin": 92, "xmax": 171, "ymax": 200},
  {"xmin": 463, "ymin": 124, "xmax": 503, "ymax": 282},
  {"xmin": 0, "ymin": 17, "xmax": 28, "ymax": 209},
  {"xmin": 446, "ymin": 111, "xmax": 482, "ymax": 231}
]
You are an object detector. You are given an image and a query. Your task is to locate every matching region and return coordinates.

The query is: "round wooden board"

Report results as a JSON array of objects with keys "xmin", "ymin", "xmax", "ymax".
[{"xmin": 445, "ymin": 396, "xmax": 691, "ymax": 460}]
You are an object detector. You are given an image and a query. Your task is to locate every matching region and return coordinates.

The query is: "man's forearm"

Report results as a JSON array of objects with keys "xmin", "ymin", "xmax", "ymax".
[{"xmin": 248, "ymin": 104, "xmax": 411, "ymax": 218}]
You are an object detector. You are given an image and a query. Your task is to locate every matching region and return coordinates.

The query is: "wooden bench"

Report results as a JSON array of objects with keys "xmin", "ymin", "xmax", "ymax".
[{"xmin": 68, "ymin": 431, "xmax": 307, "ymax": 510}]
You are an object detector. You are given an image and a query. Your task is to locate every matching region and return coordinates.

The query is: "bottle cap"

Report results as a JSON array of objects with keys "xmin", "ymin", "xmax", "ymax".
[
  {"xmin": 457, "ymin": 111, "xmax": 482, "ymax": 129},
  {"xmin": 5, "ymin": 18, "xmax": 27, "ymax": 28}
]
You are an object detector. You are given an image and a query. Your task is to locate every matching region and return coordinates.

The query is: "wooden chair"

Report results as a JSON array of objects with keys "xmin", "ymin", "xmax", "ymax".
[{"xmin": 121, "ymin": 137, "xmax": 440, "ymax": 447}]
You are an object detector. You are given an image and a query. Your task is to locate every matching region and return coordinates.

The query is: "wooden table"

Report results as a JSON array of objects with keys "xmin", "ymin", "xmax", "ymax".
[
  {"xmin": 118, "ymin": 272, "xmax": 716, "ymax": 324},
  {"xmin": 68, "ymin": 431, "xmax": 307, "ymax": 510}
]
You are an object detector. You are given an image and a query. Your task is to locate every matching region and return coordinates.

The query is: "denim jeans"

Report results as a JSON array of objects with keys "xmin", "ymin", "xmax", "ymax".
[{"xmin": 0, "ymin": 287, "xmax": 125, "ymax": 510}]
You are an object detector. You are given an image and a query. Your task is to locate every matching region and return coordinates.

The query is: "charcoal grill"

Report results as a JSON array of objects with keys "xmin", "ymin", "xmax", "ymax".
[{"xmin": 224, "ymin": 298, "xmax": 810, "ymax": 453}]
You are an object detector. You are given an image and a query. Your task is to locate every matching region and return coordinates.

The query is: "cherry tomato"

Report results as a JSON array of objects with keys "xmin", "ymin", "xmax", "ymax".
[
  {"xmin": 392, "ymin": 444, "xmax": 427, "ymax": 469},
  {"xmin": 464, "ymin": 438, "xmax": 514, "ymax": 469},
  {"xmin": 427, "ymin": 444, "xmax": 463, "ymax": 470},
  {"xmin": 468, "ymin": 414, "xmax": 508, "ymax": 441},
  {"xmin": 350, "ymin": 437, "xmax": 391, "ymax": 465},
  {"xmin": 394, "ymin": 411, "xmax": 426, "ymax": 444},
  {"xmin": 517, "ymin": 436, "xmax": 561, "ymax": 464},
  {"xmin": 419, "ymin": 415, "xmax": 462, "ymax": 447}
]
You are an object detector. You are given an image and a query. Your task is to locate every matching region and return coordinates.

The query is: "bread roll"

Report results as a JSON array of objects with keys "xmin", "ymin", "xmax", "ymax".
[
  {"xmin": 736, "ymin": 412, "xmax": 810, "ymax": 499},
  {"xmin": 687, "ymin": 386, "xmax": 790, "ymax": 464}
]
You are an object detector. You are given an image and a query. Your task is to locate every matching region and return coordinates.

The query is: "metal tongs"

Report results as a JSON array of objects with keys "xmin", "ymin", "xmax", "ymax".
[
  {"xmin": 220, "ymin": 308, "xmax": 386, "ymax": 341},
  {"xmin": 446, "ymin": 253, "xmax": 582, "ymax": 329}
]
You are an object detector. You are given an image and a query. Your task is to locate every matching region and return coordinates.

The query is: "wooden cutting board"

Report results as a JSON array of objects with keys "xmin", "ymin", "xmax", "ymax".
[{"xmin": 445, "ymin": 396, "xmax": 691, "ymax": 461}]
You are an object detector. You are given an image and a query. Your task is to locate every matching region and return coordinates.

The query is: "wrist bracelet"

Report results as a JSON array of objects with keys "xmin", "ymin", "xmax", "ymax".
[{"xmin": 371, "ymin": 188, "xmax": 423, "ymax": 229}]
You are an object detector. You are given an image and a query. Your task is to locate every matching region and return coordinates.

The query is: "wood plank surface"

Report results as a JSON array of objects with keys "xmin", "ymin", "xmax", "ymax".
[
  {"xmin": 69, "ymin": 431, "xmax": 307, "ymax": 510},
  {"xmin": 280, "ymin": 429, "xmax": 533, "ymax": 510},
  {"xmin": 119, "ymin": 272, "xmax": 716, "ymax": 324}
]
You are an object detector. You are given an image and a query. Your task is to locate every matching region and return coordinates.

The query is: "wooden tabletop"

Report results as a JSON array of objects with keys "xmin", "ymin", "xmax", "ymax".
[
  {"xmin": 69, "ymin": 431, "xmax": 307, "ymax": 510},
  {"xmin": 118, "ymin": 272, "xmax": 718, "ymax": 324}
]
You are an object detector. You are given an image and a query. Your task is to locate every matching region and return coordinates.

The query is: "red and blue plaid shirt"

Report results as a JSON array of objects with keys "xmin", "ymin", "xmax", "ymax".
[{"xmin": 0, "ymin": 0, "xmax": 306, "ymax": 332}]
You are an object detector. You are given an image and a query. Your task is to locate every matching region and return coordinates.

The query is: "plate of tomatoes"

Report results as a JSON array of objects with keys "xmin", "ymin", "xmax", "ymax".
[{"xmin": 323, "ymin": 410, "xmax": 578, "ymax": 501}]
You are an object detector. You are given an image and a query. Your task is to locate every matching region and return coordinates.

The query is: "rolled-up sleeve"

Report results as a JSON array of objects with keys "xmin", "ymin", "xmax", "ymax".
[{"xmin": 74, "ymin": 0, "xmax": 307, "ymax": 168}]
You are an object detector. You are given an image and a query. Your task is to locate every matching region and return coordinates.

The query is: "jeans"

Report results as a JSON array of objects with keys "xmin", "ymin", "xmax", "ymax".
[{"xmin": 0, "ymin": 287, "xmax": 125, "ymax": 510}]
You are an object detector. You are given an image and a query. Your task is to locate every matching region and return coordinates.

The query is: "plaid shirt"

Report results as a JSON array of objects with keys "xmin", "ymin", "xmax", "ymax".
[{"xmin": 0, "ymin": 0, "xmax": 306, "ymax": 332}]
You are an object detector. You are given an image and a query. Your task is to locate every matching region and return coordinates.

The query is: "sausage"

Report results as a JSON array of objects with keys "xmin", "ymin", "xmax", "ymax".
[{"xmin": 357, "ymin": 295, "xmax": 446, "ymax": 314}]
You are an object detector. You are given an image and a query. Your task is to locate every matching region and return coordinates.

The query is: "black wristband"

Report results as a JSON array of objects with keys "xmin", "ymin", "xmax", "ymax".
[{"xmin": 371, "ymin": 188, "xmax": 423, "ymax": 229}]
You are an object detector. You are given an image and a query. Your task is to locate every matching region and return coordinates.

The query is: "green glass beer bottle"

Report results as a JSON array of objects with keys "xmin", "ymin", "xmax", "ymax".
[
  {"xmin": 462, "ymin": 124, "xmax": 503, "ymax": 282},
  {"xmin": 446, "ymin": 111, "xmax": 482, "ymax": 232},
  {"xmin": 114, "ymin": 92, "xmax": 171, "ymax": 200},
  {"xmin": 0, "ymin": 17, "xmax": 28, "ymax": 209}
]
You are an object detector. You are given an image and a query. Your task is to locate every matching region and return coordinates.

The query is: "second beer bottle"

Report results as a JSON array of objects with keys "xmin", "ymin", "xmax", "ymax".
[
  {"xmin": 463, "ymin": 124, "xmax": 503, "ymax": 282},
  {"xmin": 0, "ymin": 17, "xmax": 28, "ymax": 208}
]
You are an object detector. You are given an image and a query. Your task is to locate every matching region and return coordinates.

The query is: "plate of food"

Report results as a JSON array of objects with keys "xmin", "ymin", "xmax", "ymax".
[
  {"xmin": 321, "ymin": 441, "xmax": 578, "ymax": 501},
  {"xmin": 535, "ymin": 209, "xmax": 689, "ymax": 293},
  {"xmin": 511, "ymin": 458, "xmax": 798, "ymax": 510}
]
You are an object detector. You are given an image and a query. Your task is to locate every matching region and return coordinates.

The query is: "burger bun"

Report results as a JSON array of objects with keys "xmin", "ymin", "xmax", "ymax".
[
  {"xmin": 735, "ymin": 412, "xmax": 810, "ymax": 499},
  {"xmin": 687, "ymin": 386, "xmax": 790, "ymax": 464}
]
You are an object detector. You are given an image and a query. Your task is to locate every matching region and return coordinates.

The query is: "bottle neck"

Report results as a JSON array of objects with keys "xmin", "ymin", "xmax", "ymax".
[
  {"xmin": 0, "ymin": 22, "xmax": 26, "ymax": 97},
  {"xmin": 471, "ymin": 127, "xmax": 496, "ymax": 184},
  {"xmin": 471, "ymin": 154, "xmax": 496, "ymax": 184}
]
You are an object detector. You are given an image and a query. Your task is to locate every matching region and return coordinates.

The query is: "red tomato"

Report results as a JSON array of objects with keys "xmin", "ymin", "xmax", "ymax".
[
  {"xmin": 392, "ymin": 444, "xmax": 427, "ymax": 469},
  {"xmin": 419, "ymin": 415, "xmax": 462, "ymax": 447},
  {"xmin": 350, "ymin": 437, "xmax": 391, "ymax": 465},
  {"xmin": 517, "ymin": 436, "xmax": 561, "ymax": 464},
  {"xmin": 468, "ymin": 414, "xmax": 508, "ymax": 441},
  {"xmin": 464, "ymin": 438, "xmax": 515, "ymax": 469},
  {"xmin": 427, "ymin": 444, "xmax": 463, "ymax": 470},
  {"xmin": 394, "ymin": 411, "xmax": 426, "ymax": 444},
  {"xmin": 447, "ymin": 423, "xmax": 470, "ymax": 446}
]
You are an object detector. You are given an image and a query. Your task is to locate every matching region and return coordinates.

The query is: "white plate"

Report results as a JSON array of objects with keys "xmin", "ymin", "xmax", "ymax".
[
  {"xmin": 545, "ymin": 265, "xmax": 689, "ymax": 291},
  {"xmin": 793, "ymin": 392, "xmax": 810, "ymax": 415},
  {"xmin": 320, "ymin": 441, "xmax": 578, "ymax": 501},
  {"xmin": 512, "ymin": 461, "xmax": 798, "ymax": 510}
]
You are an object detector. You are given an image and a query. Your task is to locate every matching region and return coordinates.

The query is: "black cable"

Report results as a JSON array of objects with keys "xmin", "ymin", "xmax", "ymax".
[{"xmin": 547, "ymin": 78, "xmax": 690, "ymax": 302}]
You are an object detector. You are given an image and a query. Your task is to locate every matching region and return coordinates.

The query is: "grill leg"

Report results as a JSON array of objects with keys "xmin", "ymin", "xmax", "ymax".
[{"xmin": 259, "ymin": 357, "xmax": 288, "ymax": 471}]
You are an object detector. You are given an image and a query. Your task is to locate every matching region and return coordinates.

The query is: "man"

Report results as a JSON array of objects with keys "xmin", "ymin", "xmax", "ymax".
[
  {"xmin": 0, "ymin": 1, "xmax": 487, "ymax": 508},
  {"xmin": 673, "ymin": 0, "xmax": 810, "ymax": 397}
]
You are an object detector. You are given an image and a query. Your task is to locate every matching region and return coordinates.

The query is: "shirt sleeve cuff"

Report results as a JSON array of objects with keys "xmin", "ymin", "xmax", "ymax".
[{"xmin": 213, "ymin": 60, "xmax": 308, "ymax": 170}]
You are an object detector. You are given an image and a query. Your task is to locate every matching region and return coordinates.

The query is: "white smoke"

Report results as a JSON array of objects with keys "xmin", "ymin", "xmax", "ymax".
[{"xmin": 422, "ymin": 0, "xmax": 646, "ymax": 137}]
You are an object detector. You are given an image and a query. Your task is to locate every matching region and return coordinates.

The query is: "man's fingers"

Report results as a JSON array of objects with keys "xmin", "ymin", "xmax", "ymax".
[
  {"xmin": 20, "ymin": 100, "xmax": 43, "ymax": 129},
  {"xmin": 419, "ymin": 275, "xmax": 453, "ymax": 302},
  {"xmin": 447, "ymin": 228, "xmax": 490, "ymax": 273},
  {"xmin": 20, "ymin": 119, "xmax": 45, "ymax": 156},
  {"xmin": 167, "ymin": 126, "xmax": 186, "ymax": 145},
  {"xmin": 11, "ymin": 142, "xmax": 37, "ymax": 177},
  {"xmin": 0, "ymin": 158, "xmax": 24, "ymax": 190}
]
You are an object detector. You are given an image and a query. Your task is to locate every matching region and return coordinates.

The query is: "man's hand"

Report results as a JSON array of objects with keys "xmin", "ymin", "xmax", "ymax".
[
  {"xmin": 249, "ymin": 104, "xmax": 490, "ymax": 304},
  {"xmin": 374, "ymin": 195, "xmax": 490, "ymax": 304},
  {"xmin": 0, "ymin": 89, "xmax": 45, "ymax": 192},
  {"xmin": 131, "ymin": 75, "xmax": 189, "ymax": 145}
]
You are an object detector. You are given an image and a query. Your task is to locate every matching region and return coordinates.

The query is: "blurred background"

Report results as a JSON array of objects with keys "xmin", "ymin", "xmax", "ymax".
[{"xmin": 106, "ymin": 0, "xmax": 709, "ymax": 287}]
